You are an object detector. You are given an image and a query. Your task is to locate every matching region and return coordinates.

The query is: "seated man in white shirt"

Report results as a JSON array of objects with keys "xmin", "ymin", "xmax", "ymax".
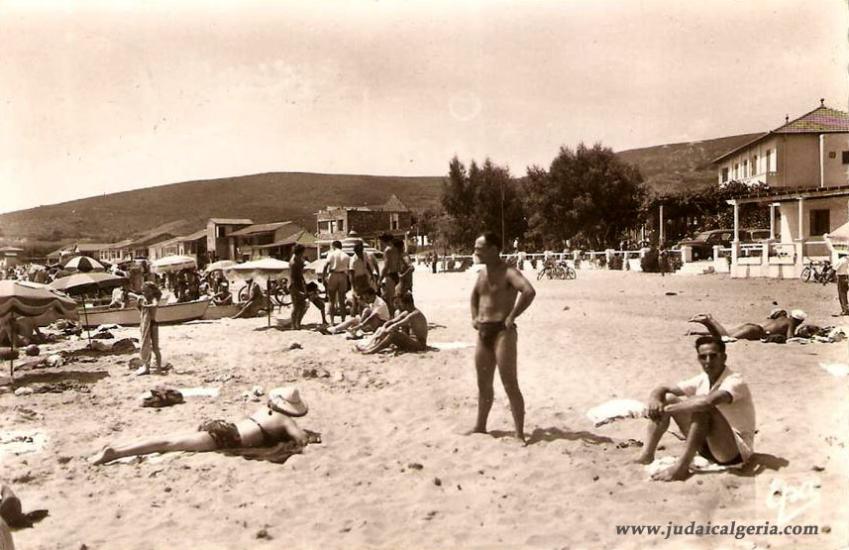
[
  {"xmin": 321, "ymin": 288, "xmax": 389, "ymax": 336},
  {"xmin": 634, "ymin": 336, "xmax": 756, "ymax": 481}
]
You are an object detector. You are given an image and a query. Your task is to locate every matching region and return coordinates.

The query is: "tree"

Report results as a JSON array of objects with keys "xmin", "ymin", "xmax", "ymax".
[
  {"xmin": 440, "ymin": 156, "xmax": 526, "ymax": 250},
  {"xmin": 524, "ymin": 143, "xmax": 646, "ymax": 249}
]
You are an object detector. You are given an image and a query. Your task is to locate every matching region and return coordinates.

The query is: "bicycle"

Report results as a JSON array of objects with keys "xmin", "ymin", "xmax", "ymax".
[
  {"xmin": 238, "ymin": 278, "xmax": 293, "ymax": 307},
  {"xmin": 800, "ymin": 259, "xmax": 836, "ymax": 284},
  {"xmin": 537, "ymin": 261, "xmax": 577, "ymax": 280}
]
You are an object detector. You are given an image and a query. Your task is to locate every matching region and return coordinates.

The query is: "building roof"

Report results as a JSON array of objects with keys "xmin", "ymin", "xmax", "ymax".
[
  {"xmin": 714, "ymin": 102, "xmax": 849, "ymax": 163},
  {"xmin": 74, "ymin": 243, "xmax": 112, "ymax": 252},
  {"xmin": 376, "ymin": 194, "xmax": 410, "ymax": 212},
  {"xmin": 103, "ymin": 239, "xmax": 135, "ymax": 250},
  {"xmin": 730, "ymin": 184, "xmax": 849, "ymax": 205},
  {"xmin": 0, "ymin": 246, "xmax": 25, "ymax": 252},
  {"xmin": 229, "ymin": 221, "xmax": 295, "ymax": 237},
  {"xmin": 178, "ymin": 228, "xmax": 208, "ymax": 242},
  {"xmin": 208, "ymin": 218, "xmax": 254, "ymax": 225},
  {"xmin": 254, "ymin": 230, "xmax": 317, "ymax": 249}
]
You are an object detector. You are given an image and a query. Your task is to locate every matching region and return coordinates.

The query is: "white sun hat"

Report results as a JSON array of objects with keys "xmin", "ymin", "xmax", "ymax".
[
  {"xmin": 268, "ymin": 386, "xmax": 308, "ymax": 417},
  {"xmin": 790, "ymin": 309, "xmax": 807, "ymax": 321}
]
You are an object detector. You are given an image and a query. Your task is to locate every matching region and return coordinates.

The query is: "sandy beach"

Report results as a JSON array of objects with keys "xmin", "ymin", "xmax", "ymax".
[{"xmin": 3, "ymin": 269, "xmax": 848, "ymax": 549}]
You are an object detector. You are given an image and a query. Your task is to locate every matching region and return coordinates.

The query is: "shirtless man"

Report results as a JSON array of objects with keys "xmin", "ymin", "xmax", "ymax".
[
  {"xmin": 289, "ymin": 244, "xmax": 308, "ymax": 330},
  {"xmin": 356, "ymin": 293, "xmax": 428, "ymax": 354},
  {"xmin": 635, "ymin": 336, "xmax": 756, "ymax": 481},
  {"xmin": 379, "ymin": 233, "xmax": 401, "ymax": 316},
  {"xmin": 469, "ymin": 231, "xmax": 536, "ymax": 442},
  {"xmin": 91, "ymin": 386, "xmax": 317, "ymax": 465},
  {"xmin": 689, "ymin": 309, "xmax": 806, "ymax": 341}
]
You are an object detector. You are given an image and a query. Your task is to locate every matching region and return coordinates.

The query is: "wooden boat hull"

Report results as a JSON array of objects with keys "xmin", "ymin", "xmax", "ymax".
[
  {"xmin": 201, "ymin": 303, "xmax": 241, "ymax": 320},
  {"xmin": 79, "ymin": 299, "xmax": 210, "ymax": 328}
]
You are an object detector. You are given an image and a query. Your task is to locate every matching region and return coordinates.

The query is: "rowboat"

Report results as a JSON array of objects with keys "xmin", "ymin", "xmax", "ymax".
[
  {"xmin": 201, "ymin": 303, "xmax": 242, "ymax": 320},
  {"xmin": 79, "ymin": 298, "xmax": 210, "ymax": 328}
]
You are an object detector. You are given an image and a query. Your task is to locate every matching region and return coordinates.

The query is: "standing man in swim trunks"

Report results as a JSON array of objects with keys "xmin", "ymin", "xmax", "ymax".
[
  {"xmin": 469, "ymin": 231, "xmax": 536, "ymax": 442},
  {"xmin": 289, "ymin": 244, "xmax": 308, "ymax": 330},
  {"xmin": 379, "ymin": 233, "xmax": 401, "ymax": 316}
]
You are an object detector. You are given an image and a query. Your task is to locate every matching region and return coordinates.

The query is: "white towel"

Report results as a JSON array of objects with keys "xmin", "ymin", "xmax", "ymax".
[
  {"xmin": 819, "ymin": 363, "xmax": 849, "ymax": 377},
  {"xmin": 430, "ymin": 342, "xmax": 473, "ymax": 351},
  {"xmin": 587, "ymin": 399, "xmax": 648, "ymax": 427},
  {"xmin": 645, "ymin": 455, "xmax": 744, "ymax": 479},
  {"xmin": 0, "ymin": 431, "xmax": 47, "ymax": 461},
  {"xmin": 178, "ymin": 387, "xmax": 221, "ymax": 398}
]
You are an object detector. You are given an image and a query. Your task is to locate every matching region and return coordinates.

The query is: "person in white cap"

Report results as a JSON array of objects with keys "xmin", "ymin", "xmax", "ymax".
[
  {"xmin": 689, "ymin": 308, "xmax": 806, "ymax": 342},
  {"xmin": 90, "ymin": 386, "xmax": 317, "ymax": 465}
]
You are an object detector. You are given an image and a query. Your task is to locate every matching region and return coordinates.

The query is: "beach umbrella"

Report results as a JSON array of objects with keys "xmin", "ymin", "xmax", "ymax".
[
  {"xmin": 151, "ymin": 255, "xmax": 197, "ymax": 274},
  {"xmin": 0, "ymin": 280, "xmax": 79, "ymax": 381},
  {"xmin": 64, "ymin": 256, "xmax": 104, "ymax": 272},
  {"xmin": 224, "ymin": 258, "xmax": 291, "ymax": 327},
  {"xmin": 204, "ymin": 260, "xmax": 237, "ymax": 273},
  {"xmin": 49, "ymin": 272, "xmax": 128, "ymax": 346}
]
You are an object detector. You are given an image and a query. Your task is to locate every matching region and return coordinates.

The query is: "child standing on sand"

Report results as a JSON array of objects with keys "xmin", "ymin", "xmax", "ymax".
[{"xmin": 133, "ymin": 281, "xmax": 163, "ymax": 376}]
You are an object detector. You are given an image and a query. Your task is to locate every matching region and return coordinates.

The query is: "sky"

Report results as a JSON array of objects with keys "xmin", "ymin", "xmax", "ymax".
[{"xmin": 1, "ymin": 0, "xmax": 847, "ymax": 214}]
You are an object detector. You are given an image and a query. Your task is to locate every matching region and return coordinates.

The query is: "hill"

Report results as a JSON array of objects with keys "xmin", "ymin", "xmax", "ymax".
[
  {"xmin": 616, "ymin": 132, "xmax": 763, "ymax": 196},
  {"xmin": 0, "ymin": 172, "xmax": 445, "ymax": 245},
  {"xmin": 0, "ymin": 133, "xmax": 762, "ymax": 251}
]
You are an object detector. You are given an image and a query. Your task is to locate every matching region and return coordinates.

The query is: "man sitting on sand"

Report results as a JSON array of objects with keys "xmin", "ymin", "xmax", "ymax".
[
  {"xmin": 356, "ymin": 293, "xmax": 428, "ymax": 354},
  {"xmin": 635, "ymin": 336, "xmax": 756, "ymax": 481},
  {"xmin": 232, "ymin": 279, "xmax": 265, "ymax": 319},
  {"xmin": 322, "ymin": 287, "xmax": 389, "ymax": 336},
  {"xmin": 689, "ymin": 309, "xmax": 806, "ymax": 342},
  {"xmin": 91, "ymin": 386, "xmax": 319, "ymax": 465}
]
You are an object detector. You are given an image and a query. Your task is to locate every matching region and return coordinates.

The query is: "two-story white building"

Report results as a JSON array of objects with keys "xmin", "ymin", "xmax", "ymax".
[{"xmin": 711, "ymin": 101, "xmax": 849, "ymax": 278}]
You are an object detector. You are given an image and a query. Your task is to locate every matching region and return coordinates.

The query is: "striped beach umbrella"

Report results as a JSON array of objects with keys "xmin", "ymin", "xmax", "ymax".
[
  {"xmin": 64, "ymin": 256, "xmax": 104, "ymax": 272},
  {"xmin": 0, "ymin": 280, "xmax": 79, "ymax": 380}
]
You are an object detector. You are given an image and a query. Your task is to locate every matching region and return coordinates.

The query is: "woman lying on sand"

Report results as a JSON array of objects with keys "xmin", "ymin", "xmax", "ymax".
[
  {"xmin": 689, "ymin": 309, "xmax": 806, "ymax": 342},
  {"xmin": 91, "ymin": 386, "xmax": 318, "ymax": 465}
]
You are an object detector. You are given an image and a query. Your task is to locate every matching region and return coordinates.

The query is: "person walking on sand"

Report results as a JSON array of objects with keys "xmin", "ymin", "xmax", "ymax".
[
  {"xmin": 132, "ymin": 281, "xmax": 163, "ymax": 376},
  {"xmin": 468, "ymin": 231, "xmax": 536, "ymax": 443},
  {"xmin": 834, "ymin": 253, "xmax": 849, "ymax": 315}
]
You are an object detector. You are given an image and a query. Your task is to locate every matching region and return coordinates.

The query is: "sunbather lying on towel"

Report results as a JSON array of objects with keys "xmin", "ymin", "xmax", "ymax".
[
  {"xmin": 356, "ymin": 293, "xmax": 428, "ymax": 354},
  {"xmin": 91, "ymin": 386, "xmax": 318, "ymax": 465},
  {"xmin": 689, "ymin": 309, "xmax": 806, "ymax": 342},
  {"xmin": 634, "ymin": 336, "xmax": 756, "ymax": 481}
]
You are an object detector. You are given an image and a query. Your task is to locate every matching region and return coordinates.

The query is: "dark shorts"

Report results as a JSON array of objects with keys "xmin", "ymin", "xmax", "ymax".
[
  {"xmin": 198, "ymin": 420, "xmax": 242, "ymax": 449},
  {"xmin": 477, "ymin": 321, "xmax": 514, "ymax": 350},
  {"xmin": 699, "ymin": 442, "xmax": 743, "ymax": 466}
]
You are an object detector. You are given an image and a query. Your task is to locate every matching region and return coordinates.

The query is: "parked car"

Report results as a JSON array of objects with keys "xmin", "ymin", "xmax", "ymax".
[{"xmin": 677, "ymin": 228, "xmax": 770, "ymax": 260}]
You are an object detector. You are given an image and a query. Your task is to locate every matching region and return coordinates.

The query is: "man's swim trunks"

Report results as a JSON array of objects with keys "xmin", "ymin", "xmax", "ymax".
[
  {"xmin": 477, "ymin": 321, "xmax": 514, "ymax": 349},
  {"xmin": 198, "ymin": 419, "xmax": 242, "ymax": 449}
]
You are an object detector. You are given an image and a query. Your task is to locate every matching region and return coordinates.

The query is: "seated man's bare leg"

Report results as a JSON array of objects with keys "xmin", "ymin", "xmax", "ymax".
[
  {"xmin": 388, "ymin": 331, "xmax": 426, "ymax": 352},
  {"xmin": 652, "ymin": 410, "xmax": 712, "ymax": 481},
  {"xmin": 467, "ymin": 336, "xmax": 497, "ymax": 435},
  {"xmin": 635, "ymin": 402, "xmax": 689, "ymax": 464},
  {"xmin": 495, "ymin": 328, "xmax": 524, "ymax": 442}
]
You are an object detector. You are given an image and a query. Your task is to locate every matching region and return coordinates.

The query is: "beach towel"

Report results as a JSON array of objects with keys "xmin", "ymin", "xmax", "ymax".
[
  {"xmin": 819, "ymin": 363, "xmax": 849, "ymax": 377},
  {"xmin": 178, "ymin": 387, "xmax": 220, "ymax": 398},
  {"xmin": 429, "ymin": 342, "xmax": 473, "ymax": 351},
  {"xmin": 587, "ymin": 399, "xmax": 648, "ymax": 427},
  {"xmin": 0, "ymin": 432, "xmax": 46, "ymax": 462},
  {"xmin": 221, "ymin": 430, "xmax": 321, "ymax": 464},
  {"xmin": 645, "ymin": 455, "xmax": 744, "ymax": 479}
]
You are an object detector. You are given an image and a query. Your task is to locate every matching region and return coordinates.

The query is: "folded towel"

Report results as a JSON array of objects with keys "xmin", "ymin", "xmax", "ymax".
[
  {"xmin": 587, "ymin": 399, "xmax": 648, "ymax": 427},
  {"xmin": 819, "ymin": 363, "xmax": 849, "ymax": 377},
  {"xmin": 645, "ymin": 455, "xmax": 744, "ymax": 479}
]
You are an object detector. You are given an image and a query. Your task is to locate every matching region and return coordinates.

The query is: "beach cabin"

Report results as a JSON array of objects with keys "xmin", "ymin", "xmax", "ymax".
[
  {"xmin": 206, "ymin": 218, "xmax": 253, "ymax": 261},
  {"xmin": 148, "ymin": 229, "xmax": 208, "ymax": 266},
  {"xmin": 0, "ymin": 246, "xmax": 25, "ymax": 268},
  {"xmin": 711, "ymin": 101, "xmax": 849, "ymax": 278},
  {"xmin": 315, "ymin": 194, "xmax": 412, "ymax": 253},
  {"xmin": 228, "ymin": 221, "xmax": 315, "ymax": 261}
]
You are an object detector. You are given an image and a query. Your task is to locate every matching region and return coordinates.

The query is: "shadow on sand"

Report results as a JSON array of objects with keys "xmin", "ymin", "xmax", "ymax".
[
  {"xmin": 489, "ymin": 426, "xmax": 615, "ymax": 446},
  {"xmin": 3, "ymin": 369, "xmax": 110, "ymax": 388},
  {"xmin": 730, "ymin": 452, "xmax": 789, "ymax": 477}
]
